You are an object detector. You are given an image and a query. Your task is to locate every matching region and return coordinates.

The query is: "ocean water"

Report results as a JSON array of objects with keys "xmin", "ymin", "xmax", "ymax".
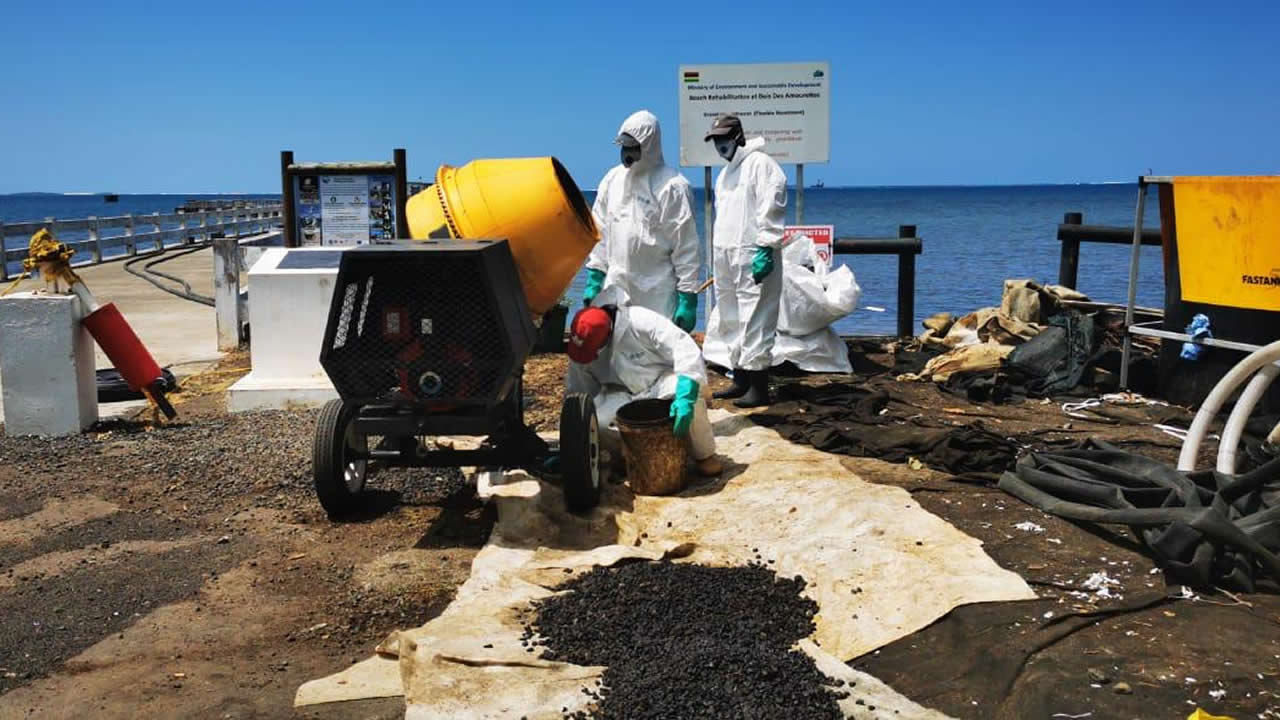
[
  {"xmin": 3, "ymin": 185, "xmax": 1162, "ymax": 335},
  {"xmin": 1, "ymin": 193, "xmax": 278, "ymax": 276}
]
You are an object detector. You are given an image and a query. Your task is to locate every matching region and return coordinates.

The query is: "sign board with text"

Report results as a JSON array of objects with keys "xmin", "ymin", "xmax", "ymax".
[
  {"xmin": 280, "ymin": 149, "xmax": 409, "ymax": 248},
  {"xmin": 294, "ymin": 174, "xmax": 397, "ymax": 246},
  {"xmin": 783, "ymin": 225, "xmax": 834, "ymax": 269},
  {"xmin": 678, "ymin": 62, "xmax": 830, "ymax": 167}
]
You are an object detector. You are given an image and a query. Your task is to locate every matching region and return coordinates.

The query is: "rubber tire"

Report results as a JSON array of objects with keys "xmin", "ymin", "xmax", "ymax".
[
  {"xmin": 313, "ymin": 398, "xmax": 368, "ymax": 519},
  {"xmin": 560, "ymin": 393, "xmax": 601, "ymax": 514}
]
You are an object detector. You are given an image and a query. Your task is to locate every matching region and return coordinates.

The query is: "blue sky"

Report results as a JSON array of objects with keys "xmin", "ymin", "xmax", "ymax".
[{"xmin": 3, "ymin": 0, "xmax": 1278, "ymax": 193}]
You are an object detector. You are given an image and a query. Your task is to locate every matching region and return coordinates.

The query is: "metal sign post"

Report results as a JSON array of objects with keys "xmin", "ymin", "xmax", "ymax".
[
  {"xmin": 704, "ymin": 165, "xmax": 715, "ymax": 328},
  {"xmin": 796, "ymin": 163, "xmax": 805, "ymax": 224}
]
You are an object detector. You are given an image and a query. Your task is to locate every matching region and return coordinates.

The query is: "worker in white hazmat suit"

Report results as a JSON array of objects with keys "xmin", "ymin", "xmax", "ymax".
[
  {"xmin": 565, "ymin": 287, "xmax": 721, "ymax": 477},
  {"xmin": 704, "ymin": 114, "xmax": 788, "ymax": 407},
  {"xmin": 582, "ymin": 110, "xmax": 701, "ymax": 332}
]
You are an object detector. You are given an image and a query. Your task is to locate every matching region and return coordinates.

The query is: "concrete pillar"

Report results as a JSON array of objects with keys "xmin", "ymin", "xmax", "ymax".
[
  {"xmin": 213, "ymin": 237, "xmax": 242, "ymax": 351},
  {"xmin": 0, "ymin": 293, "xmax": 98, "ymax": 435}
]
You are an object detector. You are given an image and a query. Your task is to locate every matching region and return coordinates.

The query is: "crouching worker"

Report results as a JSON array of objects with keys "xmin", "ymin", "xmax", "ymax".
[{"xmin": 565, "ymin": 291, "xmax": 722, "ymax": 478}]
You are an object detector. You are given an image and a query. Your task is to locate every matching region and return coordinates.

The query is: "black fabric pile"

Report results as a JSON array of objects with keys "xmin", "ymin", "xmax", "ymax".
[
  {"xmin": 525, "ymin": 561, "xmax": 848, "ymax": 720},
  {"xmin": 939, "ymin": 310, "xmax": 1103, "ymax": 404},
  {"xmin": 1000, "ymin": 440, "xmax": 1280, "ymax": 591},
  {"xmin": 750, "ymin": 382, "xmax": 1060, "ymax": 481}
]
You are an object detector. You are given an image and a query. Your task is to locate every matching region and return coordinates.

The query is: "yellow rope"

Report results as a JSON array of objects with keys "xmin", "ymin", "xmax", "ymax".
[
  {"xmin": 0, "ymin": 270, "xmax": 28, "ymax": 297},
  {"xmin": 1, "ymin": 229, "xmax": 80, "ymax": 297}
]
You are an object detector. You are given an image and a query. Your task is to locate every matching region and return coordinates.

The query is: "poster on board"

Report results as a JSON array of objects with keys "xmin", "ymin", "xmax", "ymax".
[
  {"xmin": 294, "ymin": 174, "xmax": 396, "ymax": 246},
  {"xmin": 678, "ymin": 62, "xmax": 830, "ymax": 167}
]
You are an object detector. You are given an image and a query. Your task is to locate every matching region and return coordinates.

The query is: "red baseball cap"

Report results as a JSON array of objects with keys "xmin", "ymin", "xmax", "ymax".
[{"xmin": 567, "ymin": 307, "xmax": 612, "ymax": 363}]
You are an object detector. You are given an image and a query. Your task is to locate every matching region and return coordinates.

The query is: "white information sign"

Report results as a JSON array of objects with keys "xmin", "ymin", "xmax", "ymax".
[
  {"xmin": 678, "ymin": 62, "xmax": 830, "ymax": 167},
  {"xmin": 319, "ymin": 175, "xmax": 371, "ymax": 246}
]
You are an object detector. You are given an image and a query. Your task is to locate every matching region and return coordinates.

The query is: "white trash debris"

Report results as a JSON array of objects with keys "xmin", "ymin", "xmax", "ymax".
[
  {"xmin": 1014, "ymin": 521, "xmax": 1045, "ymax": 533},
  {"xmin": 1082, "ymin": 571, "xmax": 1122, "ymax": 598}
]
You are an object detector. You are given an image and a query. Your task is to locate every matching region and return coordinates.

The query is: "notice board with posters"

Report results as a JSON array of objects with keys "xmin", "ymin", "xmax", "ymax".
[
  {"xmin": 280, "ymin": 149, "xmax": 410, "ymax": 248},
  {"xmin": 677, "ymin": 62, "xmax": 831, "ymax": 167},
  {"xmin": 294, "ymin": 174, "xmax": 397, "ymax": 246}
]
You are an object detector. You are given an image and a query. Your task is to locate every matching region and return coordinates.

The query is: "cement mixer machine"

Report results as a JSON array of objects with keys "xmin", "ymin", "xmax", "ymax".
[{"xmin": 313, "ymin": 158, "xmax": 601, "ymax": 518}]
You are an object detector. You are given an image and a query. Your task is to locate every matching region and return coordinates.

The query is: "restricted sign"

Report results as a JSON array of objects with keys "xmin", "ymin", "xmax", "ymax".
[
  {"xmin": 783, "ymin": 225, "xmax": 835, "ymax": 269},
  {"xmin": 678, "ymin": 62, "xmax": 831, "ymax": 167}
]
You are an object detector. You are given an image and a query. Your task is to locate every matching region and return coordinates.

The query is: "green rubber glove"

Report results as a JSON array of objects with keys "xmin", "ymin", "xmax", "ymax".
[
  {"xmin": 751, "ymin": 246, "xmax": 775, "ymax": 284},
  {"xmin": 582, "ymin": 268, "xmax": 606, "ymax": 306},
  {"xmin": 669, "ymin": 376, "xmax": 699, "ymax": 437},
  {"xmin": 672, "ymin": 291, "xmax": 697, "ymax": 332}
]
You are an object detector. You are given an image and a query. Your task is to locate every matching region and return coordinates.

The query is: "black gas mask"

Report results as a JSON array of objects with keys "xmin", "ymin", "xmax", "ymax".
[
  {"xmin": 714, "ymin": 132, "xmax": 743, "ymax": 162},
  {"xmin": 619, "ymin": 133, "xmax": 642, "ymax": 168}
]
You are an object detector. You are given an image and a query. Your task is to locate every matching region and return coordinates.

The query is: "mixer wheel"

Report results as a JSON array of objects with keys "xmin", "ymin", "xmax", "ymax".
[
  {"xmin": 560, "ymin": 393, "xmax": 601, "ymax": 514},
  {"xmin": 314, "ymin": 399, "xmax": 369, "ymax": 519}
]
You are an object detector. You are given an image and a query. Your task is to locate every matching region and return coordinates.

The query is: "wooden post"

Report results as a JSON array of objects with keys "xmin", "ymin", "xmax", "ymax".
[
  {"xmin": 281, "ymin": 150, "xmax": 297, "ymax": 247},
  {"xmin": 394, "ymin": 147, "xmax": 409, "ymax": 239},
  {"xmin": 1058, "ymin": 211, "xmax": 1083, "ymax": 289},
  {"xmin": 88, "ymin": 216, "xmax": 102, "ymax": 263},
  {"xmin": 213, "ymin": 237, "xmax": 242, "ymax": 350},
  {"xmin": 124, "ymin": 213, "xmax": 136, "ymax": 256},
  {"xmin": 897, "ymin": 225, "xmax": 917, "ymax": 338},
  {"xmin": 0, "ymin": 219, "xmax": 8, "ymax": 282}
]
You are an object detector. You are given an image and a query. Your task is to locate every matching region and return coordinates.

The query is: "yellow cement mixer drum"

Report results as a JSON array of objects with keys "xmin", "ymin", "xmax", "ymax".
[{"xmin": 406, "ymin": 157, "xmax": 599, "ymax": 315}]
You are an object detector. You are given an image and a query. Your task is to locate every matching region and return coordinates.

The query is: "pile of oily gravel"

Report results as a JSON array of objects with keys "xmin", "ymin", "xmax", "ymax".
[{"xmin": 524, "ymin": 560, "xmax": 849, "ymax": 720}]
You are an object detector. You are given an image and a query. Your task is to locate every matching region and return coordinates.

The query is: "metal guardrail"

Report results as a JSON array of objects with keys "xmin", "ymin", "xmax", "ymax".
[
  {"xmin": 834, "ymin": 224, "xmax": 923, "ymax": 337},
  {"xmin": 1056, "ymin": 211, "xmax": 1161, "ymax": 289},
  {"xmin": 0, "ymin": 203, "xmax": 284, "ymax": 281}
]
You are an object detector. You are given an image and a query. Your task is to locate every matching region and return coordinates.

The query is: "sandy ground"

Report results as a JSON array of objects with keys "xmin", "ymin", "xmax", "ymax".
[{"xmin": 0, "ymin": 346, "xmax": 1277, "ymax": 719}]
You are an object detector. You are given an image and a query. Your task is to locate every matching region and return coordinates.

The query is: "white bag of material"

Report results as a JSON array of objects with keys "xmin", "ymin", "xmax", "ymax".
[
  {"xmin": 773, "ymin": 327, "xmax": 852, "ymax": 373},
  {"xmin": 779, "ymin": 238, "xmax": 862, "ymax": 337},
  {"xmin": 702, "ymin": 236, "xmax": 859, "ymax": 374}
]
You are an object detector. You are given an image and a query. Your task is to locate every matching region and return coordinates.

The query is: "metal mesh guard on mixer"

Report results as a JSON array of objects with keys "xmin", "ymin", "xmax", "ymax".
[{"xmin": 319, "ymin": 242, "xmax": 535, "ymax": 409}]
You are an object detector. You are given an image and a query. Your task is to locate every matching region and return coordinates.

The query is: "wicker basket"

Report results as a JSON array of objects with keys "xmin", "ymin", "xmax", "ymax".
[{"xmin": 616, "ymin": 398, "xmax": 688, "ymax": 496}]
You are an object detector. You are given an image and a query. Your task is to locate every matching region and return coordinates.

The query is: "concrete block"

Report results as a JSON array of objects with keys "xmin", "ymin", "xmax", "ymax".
[
  {"xmin": 226, "ymin": 372, "xmax": 337, "ymax": 413},
  {"xmin": 0, "ymin": 292, "xmax": 98, "ymax": 435},
  {"xmin": 229, "ymin": 248, "xmax": 339, "ymax": 412}
]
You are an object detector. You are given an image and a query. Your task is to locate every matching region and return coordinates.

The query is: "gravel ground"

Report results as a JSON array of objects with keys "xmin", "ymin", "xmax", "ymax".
[
  {"xmin": 0, "ymin": 351, "xmax": 490, "ymax": 717},
  {"xmin": 526, "ymin": 561, "xmax": 848, "ymax": 720}
]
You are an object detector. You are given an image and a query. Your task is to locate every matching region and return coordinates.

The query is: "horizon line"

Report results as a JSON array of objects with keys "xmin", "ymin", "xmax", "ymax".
[{"xmin": 3, "ymin": 180, "xmax": 1140, "ymax": 196}]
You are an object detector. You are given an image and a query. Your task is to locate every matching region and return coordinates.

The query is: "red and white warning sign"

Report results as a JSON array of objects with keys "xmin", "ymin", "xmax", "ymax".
[{"xmin": 782, "ymin": 225, "xmax": 835, "ymax": 268}]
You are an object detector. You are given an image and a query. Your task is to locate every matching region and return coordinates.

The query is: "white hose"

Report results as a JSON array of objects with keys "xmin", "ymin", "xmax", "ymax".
[
  {"xmin": 1177, "ymin": 339, "xmax": 1280, "ymax": 471},
  {"xmin": 1216, "ymin": 363, "xmax": 1280, "ymax": 473}
]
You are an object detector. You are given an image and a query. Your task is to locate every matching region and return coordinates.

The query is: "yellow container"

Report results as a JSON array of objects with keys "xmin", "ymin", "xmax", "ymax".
[{"xmin": 406, "ymin": 157, "xmax": 599, "ymax": 315}]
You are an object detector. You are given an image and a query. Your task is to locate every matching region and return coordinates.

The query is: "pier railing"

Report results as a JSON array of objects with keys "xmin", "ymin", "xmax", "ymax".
[
  {"xmin": 834, "ymin": 224, "xmax": 922, "ymax": 337},
  {"xmin": 1, "ymin": 203, "xmax": 284, "ymax": 282},
  {"xmin": 1056, "ymin": 212, "xmax": 1160, "ymax": 290}
]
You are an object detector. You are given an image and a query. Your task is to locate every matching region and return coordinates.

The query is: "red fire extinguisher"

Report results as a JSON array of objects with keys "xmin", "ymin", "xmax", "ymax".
[{"xmin": 71, "ymin": 282, "xmax": 178, "ymax": 419}]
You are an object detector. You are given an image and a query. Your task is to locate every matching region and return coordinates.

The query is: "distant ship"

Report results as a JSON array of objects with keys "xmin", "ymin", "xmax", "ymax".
[
  {"xmin": 104, "ymin": 193, "xmax": 119, "ymax": 202},
  {"xmin": 809, "ymin": 179, "xmax": 824, "ymax": 189}
]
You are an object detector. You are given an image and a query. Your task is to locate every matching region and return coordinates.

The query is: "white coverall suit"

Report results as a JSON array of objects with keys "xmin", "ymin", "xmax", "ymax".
[
  {"xmin": 707, "ymin": 137, "xmax": 789, "ymax": 371},
  {"xmin": 586, "ymin": 111, "xmax": 701, "ymax": 319},
  {"xmin": 565, "ymin": 293, "xmax": 716, "ymax": 462}
]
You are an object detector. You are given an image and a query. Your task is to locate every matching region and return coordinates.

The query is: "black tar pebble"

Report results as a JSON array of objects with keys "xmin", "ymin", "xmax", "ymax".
[{"xmin": 527, "ymin": 560, "xmax": 847, "ymax": 719}]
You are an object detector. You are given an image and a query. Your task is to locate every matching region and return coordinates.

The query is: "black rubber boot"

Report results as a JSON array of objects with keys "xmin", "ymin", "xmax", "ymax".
[
  {"xmin": 713, "ymin": 368, "xmax": 751, "ymax": 400},
  {"xmin": 733, "ymin": 369, "xmax": 771, "ymax": 408}
]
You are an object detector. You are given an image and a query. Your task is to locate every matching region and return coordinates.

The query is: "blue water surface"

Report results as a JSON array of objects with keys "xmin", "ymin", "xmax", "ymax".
[{"xmin": 3, "ymin": 185, "xmax": 1162, "ymax": 335}]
